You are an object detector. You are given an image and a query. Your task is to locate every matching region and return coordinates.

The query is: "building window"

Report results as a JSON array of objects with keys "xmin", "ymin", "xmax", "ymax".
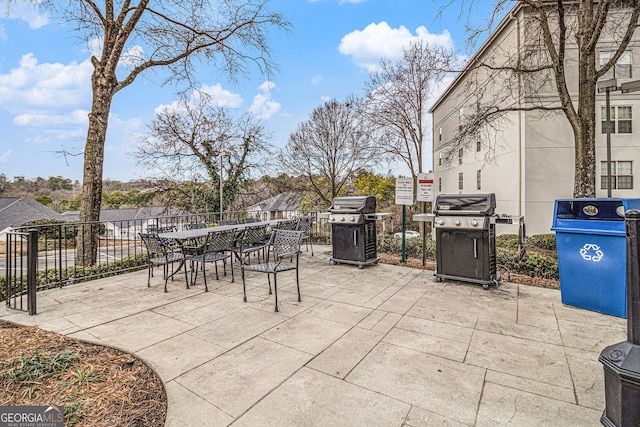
[
  {"xmin": 601, "ymin": 106, "xmax": 632, "ymax": 134},
  {"xmin": 458, "ymin": 172, "xmax": 463, "ymax": 190},
  {"xmin": 476, "ymin": 132, "xmax": 481, "ymax": 152},
  {"xmin": 458, "ymin": 147, "xmax": 463, "ymax": 165},
  {"xmin": 439, "ymin": 127, "xmax": 442, "ymax": 142},
  {"xmin": 438, "ymin": 177, "xmax": 442, "ymax": 192},
  {"xmin": 476, "ymin": 170, "xmax": 481, "ymax": 190},
  {"xmin": 601, "ymin": 160, "xmax": 633, "ymax": 190},
  {"xmin": 459, "ymin": 107, "xmax": 464, "ymax": 131},
  {"xmin": 600, "ymin": 51, "xmax": 632, "ymax": 79}
]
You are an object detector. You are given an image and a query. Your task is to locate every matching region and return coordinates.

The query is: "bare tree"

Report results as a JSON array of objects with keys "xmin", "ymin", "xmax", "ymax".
[
  {"xmin": 446, "ymin": 0, "xmax": 640, "ymax": 197},
  {"xmin": 279, "ymin": 98, "xmax": 379, "ymax": 205},
  {"xmin": 137, "ymin": 91, "xmax": 271, "ymax": 213},
  {"xmin": 361, "ymin": 41, "xmax": 455, "ymax": 179},
  {"xmin": 29, "ymin": 0, "xmax": 289, "ymax": 265}
]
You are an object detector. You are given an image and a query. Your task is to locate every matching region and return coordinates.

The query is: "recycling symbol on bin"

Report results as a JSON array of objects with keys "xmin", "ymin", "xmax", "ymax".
[{"xmin": 580, "ymin": 243, "xmax": 604, "ymax": 262}]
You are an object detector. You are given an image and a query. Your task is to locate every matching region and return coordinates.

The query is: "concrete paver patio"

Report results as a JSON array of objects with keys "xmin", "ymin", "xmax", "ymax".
[{"xmin": 1, "ymin": 246, "xmax": 626, "ymax": 426}]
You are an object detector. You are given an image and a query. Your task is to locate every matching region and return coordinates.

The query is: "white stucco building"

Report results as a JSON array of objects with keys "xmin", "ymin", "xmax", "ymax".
[{"xmin": 430, "ymin": 4, "xmax": 640, "ymax": 235}]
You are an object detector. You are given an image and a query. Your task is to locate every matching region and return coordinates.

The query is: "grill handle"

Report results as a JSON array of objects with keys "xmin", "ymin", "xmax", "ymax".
[
  {"xmin": 474, "ymin": 238, "xmax": 478, "ymax": 259},
  {"xmin": 353, "ymin": 230, "xmax": 357, "ymax": 246}
]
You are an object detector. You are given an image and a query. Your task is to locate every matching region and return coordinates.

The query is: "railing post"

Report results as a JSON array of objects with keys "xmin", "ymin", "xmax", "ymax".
[{"xmin": 27, "ymin": 228, "xmax": 38, "ymax": 315}]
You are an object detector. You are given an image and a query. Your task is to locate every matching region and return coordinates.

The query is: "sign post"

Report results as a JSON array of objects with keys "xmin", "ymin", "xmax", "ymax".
[
  {"xmin": 395, "ymin": 177, "xmax": 414, "ymax": 263},
  {"xmin": 416, "ymin": 173, "xmax": 434, "ymax": 266}
]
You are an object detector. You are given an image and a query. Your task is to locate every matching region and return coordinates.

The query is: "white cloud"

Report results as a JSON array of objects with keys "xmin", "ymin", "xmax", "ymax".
[
  {"xmin": 0, "ymin": 149, "xmax": 11, "ymax": 162},
  {"xmin": 85, "ymin": 37, "xmax": 145, "ymax": 67},
  {"xmin": 0, "ymin": 53, "xmax": 93, "ymax": 112},
  {"xmin": 338, "ymin": 21, "xmax": 454, "ymax": 72},
  {"xmin": 320, "ymin": 95, "xmax": 330, "ymax": 103},
  {"xmin": 1, "ymin": 1, "xmax": 50, "ymax": 29},
  {"xmin": 13, "ymin": 109, "xmax": 89, "ymax": 127},
  {"xmin": 311, "ymin": 74, "xmax": 323, "ymax": 85},
  {"xmin": 249, "ymin": 81, "xmax": 281, "ymax": 120},
  {"xmin": 155, "ymin": 83, "xmax": 243, "ymax": 116}
]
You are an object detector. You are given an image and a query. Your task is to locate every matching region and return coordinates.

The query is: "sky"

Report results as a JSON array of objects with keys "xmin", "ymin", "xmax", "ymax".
[{"xmin": 0, "ymin": 0, "xmax": 494, "ymax": 182}]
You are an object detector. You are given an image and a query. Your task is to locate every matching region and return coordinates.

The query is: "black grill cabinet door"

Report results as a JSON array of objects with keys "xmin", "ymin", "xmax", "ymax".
[
  {"xmin": 436, "ymin": 229, "xmax": 490, "ymax": 281},
  {"xmin": 332, "ymin": 224, "xmax": 364, "ymax": 262}
]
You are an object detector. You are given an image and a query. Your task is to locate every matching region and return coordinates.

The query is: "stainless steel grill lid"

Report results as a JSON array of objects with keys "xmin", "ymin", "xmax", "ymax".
[
  {"xmin": 434, "ymin": 194, "xmax": 496, "ymax": 216},
  {"xmin": 329, "ymin": 196, "xmax": 376, "ymax": 214}
]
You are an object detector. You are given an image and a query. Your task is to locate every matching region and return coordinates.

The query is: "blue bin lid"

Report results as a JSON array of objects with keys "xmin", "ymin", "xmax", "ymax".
[{"xmin": 551, "ymin": 198, "xmax": 640, "ymax": 235}]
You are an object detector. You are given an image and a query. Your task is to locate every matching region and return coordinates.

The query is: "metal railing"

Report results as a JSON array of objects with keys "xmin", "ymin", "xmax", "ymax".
[
  {"xmin": 1, "ymin": 210, "xmax": 331, "ymax": 315},
  {"xmin": 5, "ymin": 229, "xmax": 38, "ymax": 315}
]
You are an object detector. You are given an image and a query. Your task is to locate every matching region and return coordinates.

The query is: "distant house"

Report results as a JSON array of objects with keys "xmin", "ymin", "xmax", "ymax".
[
  {"xmin": 247, "ymin": 192, "xmax": 302, "ymax": 221},
  {"xmin": 62, "ymin": 206, "xmax": 192, "ymax": 239},
  {"xmin": 0, "ymin": 197, "xmax": 66, "ymax": 239}
]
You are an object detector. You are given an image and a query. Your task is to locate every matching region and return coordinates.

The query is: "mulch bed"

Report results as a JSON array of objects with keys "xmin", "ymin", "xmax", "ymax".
[{"xmin": 0, "ymin": 320, "xmax": 166, "ymax": 426}]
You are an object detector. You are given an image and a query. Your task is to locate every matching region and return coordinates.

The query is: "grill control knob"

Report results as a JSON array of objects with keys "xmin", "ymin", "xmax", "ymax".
[
  {"xmin": 340, "ymin": 217, "xmax": 345, "ymax": 222},
  {"xmin": 351, "ymin": 216, "xmax": 356, "ymax": 222},
  {"xmin": 329, "ymin": 215, "xmax": 334, "ymax": 222},
  {"xmin": 435, "ymin": 219, "xmax": 445, "ymax": 226},
  {"xmin": 471, "ymin": 219, "xmax": 479, "ymax": 227},
  {"xmin": 454, "ymin": 220, "xmax": 462, "ymax": 226}
]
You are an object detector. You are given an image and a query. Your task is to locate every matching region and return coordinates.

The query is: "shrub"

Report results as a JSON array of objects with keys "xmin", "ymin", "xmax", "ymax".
[
  {"xmin": 526, "ymin": 233, "xmax": 557, "ymax": 251},
  {"xmin": 377, "ymin": 234, "xmax": 436, "ymax": 260},
  {"xmin": 496, "ymin": 234, "xmax": 519, "ymax": 249},
  {"xmin": 496, "ymin": 248, "xmax": 559, "ymax": 280}
]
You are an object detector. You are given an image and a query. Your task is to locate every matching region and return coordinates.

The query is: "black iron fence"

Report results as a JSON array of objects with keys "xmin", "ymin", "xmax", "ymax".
[
  {"xmin": 4, "ymin": 229, "xmax": 38, "ymax": 315},
  {"xmin": 1, "ymin": 210, "xmax": 334, "ymax": 315}
]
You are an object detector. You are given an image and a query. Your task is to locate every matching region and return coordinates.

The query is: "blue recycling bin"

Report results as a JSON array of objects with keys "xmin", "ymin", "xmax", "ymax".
[{"xmin": 552, "ymin": 198, "xmax": 640, "ymax": 318}]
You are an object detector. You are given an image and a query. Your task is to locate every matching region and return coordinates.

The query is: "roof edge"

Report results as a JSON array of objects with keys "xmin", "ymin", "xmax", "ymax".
[{"xmin": 429, "ymin": 2, "xmax": 522, "ymax": 113}]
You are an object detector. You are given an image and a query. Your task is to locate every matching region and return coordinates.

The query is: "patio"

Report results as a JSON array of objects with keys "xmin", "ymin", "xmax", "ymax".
[{"xmin": 0, "ymin": 245, "xmax": 624, "ymax": 426}]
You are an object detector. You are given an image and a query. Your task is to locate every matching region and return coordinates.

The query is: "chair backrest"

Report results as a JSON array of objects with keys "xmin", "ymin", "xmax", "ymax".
[
  {"xmin": 148, "ymin": 225, "xmax": 177, "ymax": 234},
  {"xmin": 275, "ymin": 219, "xmax": 298, "ymax": 231},
  {"xmin": 139, "ymin": 233, "xmax": 166, "ymax": 256},
  {"xmin": 242, "ymin": 224, "xmax": 267, "ymax": 245},
  {"xmin": 205, "ymin": 228, "xmax": 237, "ymax": 252},
  {"xmin": 219, "ymin": 219, "xmax": 238, "ymax": 226},
  {"xmin": 272, "ymin": 230, "xmax": 304, "ymax": 257},
  {"xmin": 295, "ymin": 216, "xmax": 313, "ymax": 233},
  {"xmin": 244, "ymin": 217, "xmax": 260, "ymax": 223},
  {"xmin": 184, "ymin": 223, "xmax": 207, "ymax": 230}
]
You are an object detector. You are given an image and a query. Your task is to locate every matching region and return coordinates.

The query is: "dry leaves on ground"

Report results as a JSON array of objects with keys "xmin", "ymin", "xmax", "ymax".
[{"xmin": 0, "ymin": 320, "xmax": 166, "ymax": 426}]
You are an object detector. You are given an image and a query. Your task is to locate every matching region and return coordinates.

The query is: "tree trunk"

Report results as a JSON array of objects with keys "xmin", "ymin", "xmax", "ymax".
[
  {"xmin": 573, "ymin": 41, "xmax": 598, "ymax": 198},
  {"xmin": 77, "ymin": 67, "xmax": 115, "ymax": 266}
]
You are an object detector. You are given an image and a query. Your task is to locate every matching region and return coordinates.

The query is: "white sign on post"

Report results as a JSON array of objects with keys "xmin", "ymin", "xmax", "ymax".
[
  {"xmin": 395, "ymin": 177, "xmax": 414, "ymax": 205},
  {"xmin": 416, "ymin": 173, "xmax": 434, "ymax": 202}
]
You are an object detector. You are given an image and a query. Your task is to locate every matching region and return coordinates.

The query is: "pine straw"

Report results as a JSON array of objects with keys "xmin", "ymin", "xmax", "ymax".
[{"xmin": 0, "ymin": 320, "xmax": 166, "ymax": 426}]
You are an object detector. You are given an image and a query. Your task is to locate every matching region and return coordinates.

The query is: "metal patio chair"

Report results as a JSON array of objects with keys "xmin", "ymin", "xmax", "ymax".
[
  {"xmin": 229, "ymin": 224, "xmax": 268, "ymax": 265},
  {"xmin": 295, "ymin": 216, "xmax": 314, "ymax": 256},
  {"xmin": 139, "ymin": 233, "xmax": 188, "ymax": 292},
  {"xmin": 274, "ymin": 219, "xmax": 298, "ymax": 231},
  {"xmin": 241, "ymin": 229, "xmax": 304, "ymax": 312},
  {"xmin": 184, "ymin": 222, "xmax": 208, "ymax": 230},
  {"xmin": 182, "ymin": 228, "xmax": 236, "ymax": 292},
  {"xmin": 147, "ymin": 225, "xmax": 181, "ymax": 250}
]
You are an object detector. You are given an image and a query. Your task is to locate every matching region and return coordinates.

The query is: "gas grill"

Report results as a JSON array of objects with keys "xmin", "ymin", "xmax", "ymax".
[
  {"xmin": 433, "ymin": 193, "xmax": 498, "ymax": 288},
  {"xmin": 328, "ymin": 196, "xmax": 379, "ymax": 268}
]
